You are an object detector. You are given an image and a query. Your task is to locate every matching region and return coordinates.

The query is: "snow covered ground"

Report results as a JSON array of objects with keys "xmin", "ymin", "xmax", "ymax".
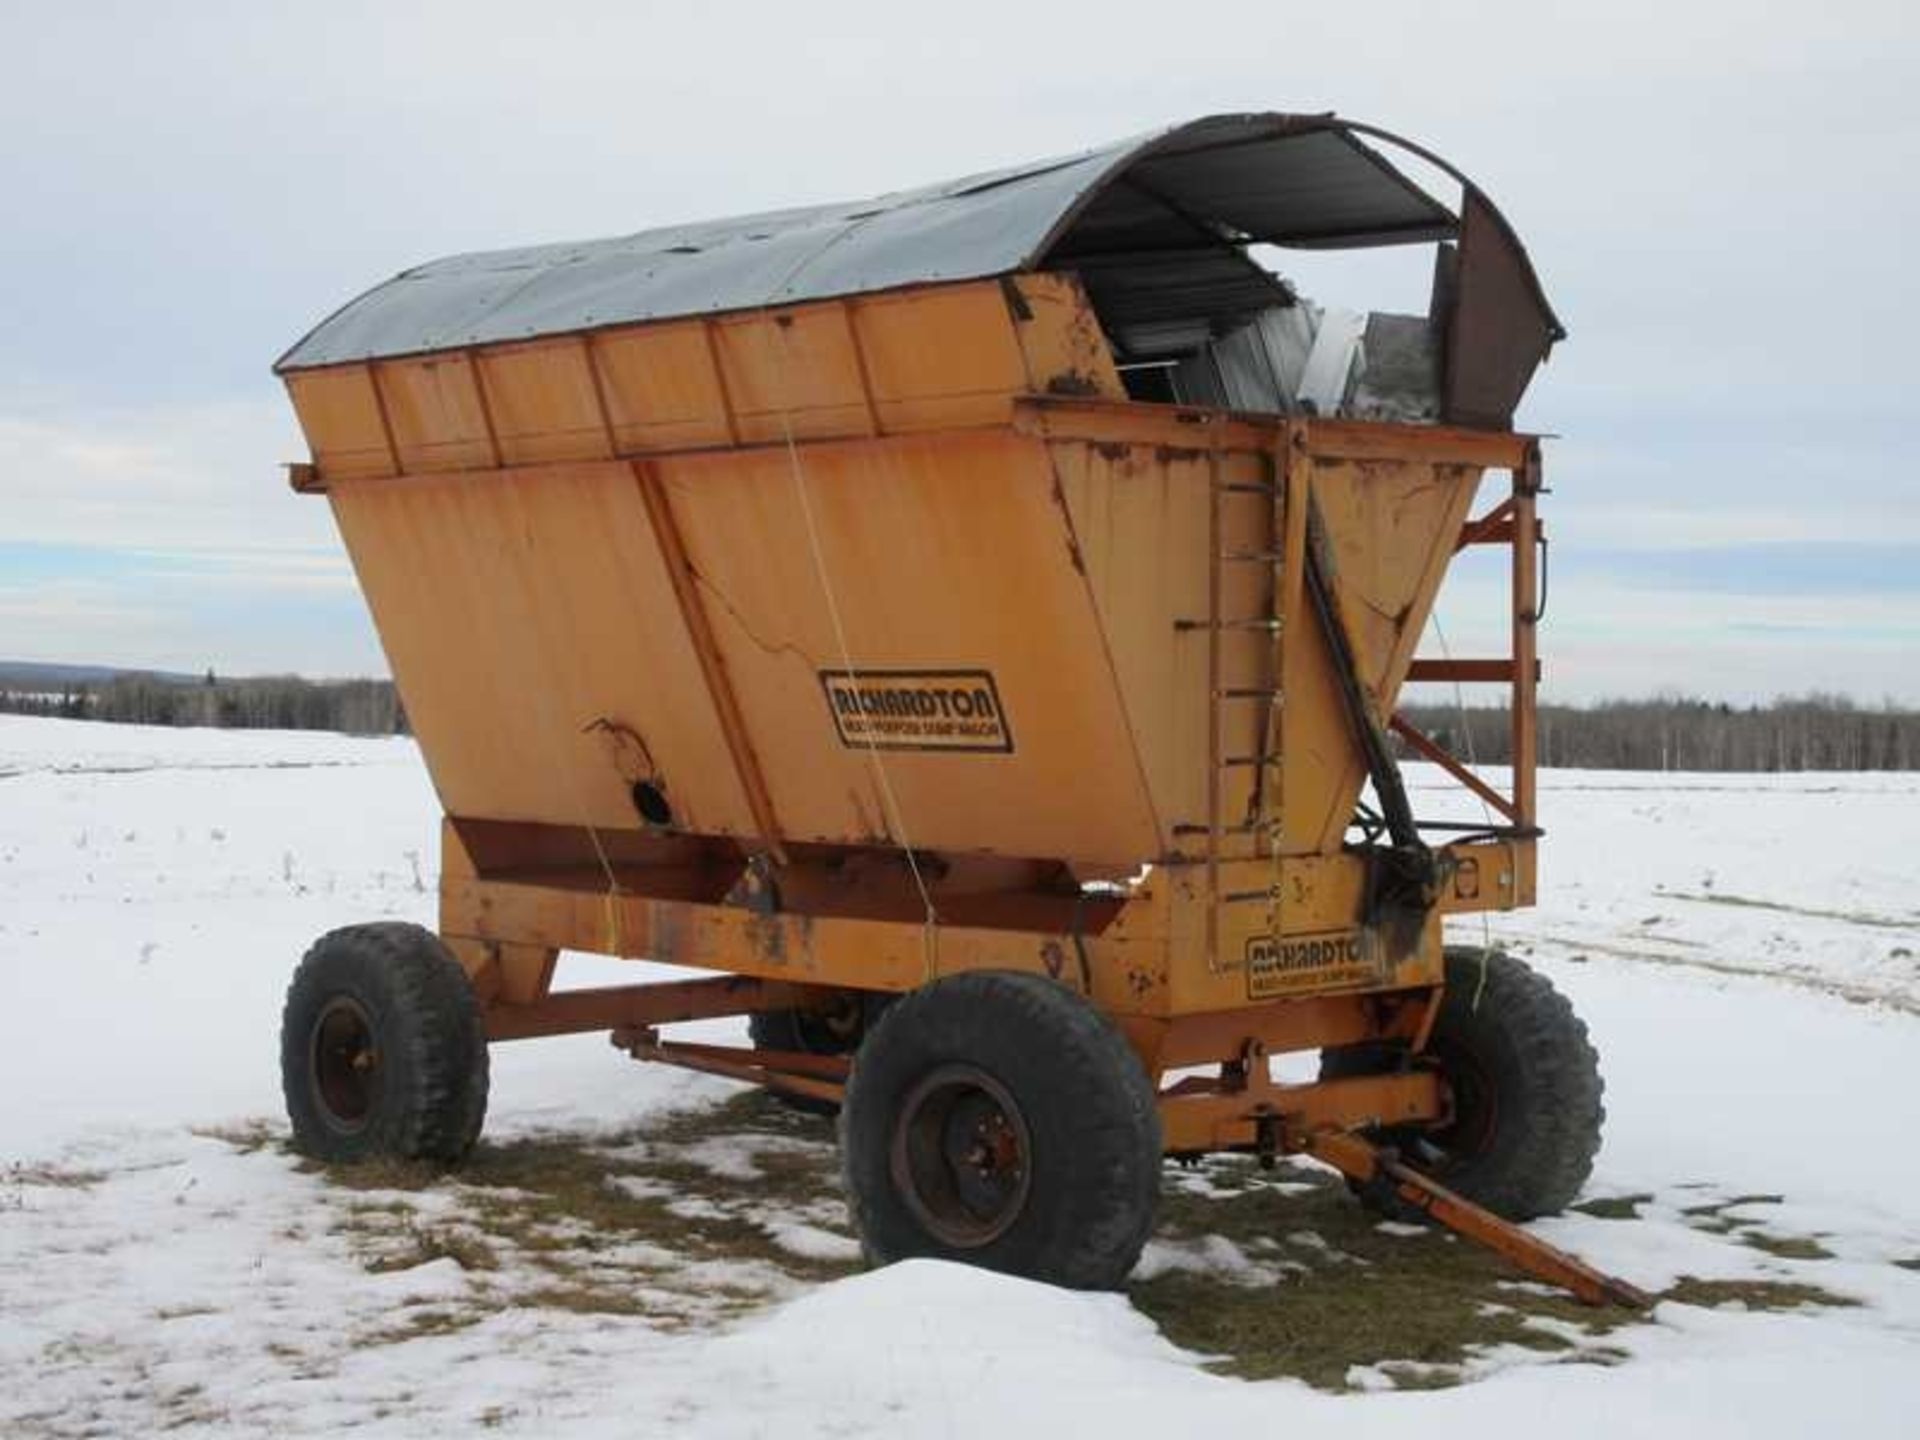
[{"xmin": 2, "ymin": 714, "xmax": 1916, "ymax": 1437}]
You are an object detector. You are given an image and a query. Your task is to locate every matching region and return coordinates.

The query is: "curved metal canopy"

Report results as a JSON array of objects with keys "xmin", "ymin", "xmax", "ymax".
[{"xmin": 277, "ymin": 112, "xmax": 1555, "ymax": 373}]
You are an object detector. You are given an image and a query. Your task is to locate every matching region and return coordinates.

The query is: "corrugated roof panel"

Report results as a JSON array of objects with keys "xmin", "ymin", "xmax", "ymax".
[
  {"xmin": 1127, "ymin": 130, "xmax": 1453, "ymax": 244},
  {"xmin": 276, "ymin": 114, "xmax": 1480, "ymax": 372}
]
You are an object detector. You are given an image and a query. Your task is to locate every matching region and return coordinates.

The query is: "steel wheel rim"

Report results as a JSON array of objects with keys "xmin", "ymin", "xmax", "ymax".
[
  {"xmin": 889, "ymin": 1063, "xmax": 1032, "ymax": 1249},
  {"xmin": 1421, "ymin": 1041, "xmax": 1499, "ymax": 1169},
  {"xmin": 310, "ymin": 996, "xmax": 379, "ymax": 1132}
]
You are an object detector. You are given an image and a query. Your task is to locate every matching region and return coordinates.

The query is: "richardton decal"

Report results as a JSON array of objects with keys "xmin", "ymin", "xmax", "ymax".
[
  {"xmin": 1246, "ymin": 929, "xmax": 1387, "ymax": 999},
  {"xmin": 819, "ymin": 669, "xmax": 1014, "ymax": 754}
]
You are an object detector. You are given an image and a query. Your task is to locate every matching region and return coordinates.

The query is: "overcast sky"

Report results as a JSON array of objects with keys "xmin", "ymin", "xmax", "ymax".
[{"xmin": 2, "ymin": 0, "xmax": 1915, "ymax": 703}]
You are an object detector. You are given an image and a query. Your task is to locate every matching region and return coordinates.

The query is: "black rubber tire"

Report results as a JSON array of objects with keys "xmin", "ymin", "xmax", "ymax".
[
  {"xmin": 749, "ymin": 994, "xmax": 884, "ymax": 1117},
  {"xmin": 1320, "ymin": 947, "xmax": 1602, "ymax": 1222},
  {"xmin": 840, "ymin": 971, "xmax": 1161, "ymax": 1290},
  {"xmin": 280, "ymin": 922, "xmax": 489, "ymax": 1164}
]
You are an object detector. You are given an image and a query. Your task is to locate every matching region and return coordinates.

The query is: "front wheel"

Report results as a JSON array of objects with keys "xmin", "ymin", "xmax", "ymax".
[
  {"xmin": 280, "ymin": 923, "xmax": 489, "ymax": 1164},
  {"xmin": 1321, "ymin": 947, "xmax": 1603, "ymax": 1221},
  {"xmin": 840, "ymin": 971, "xmax": 1161, "ymax": 1290}
]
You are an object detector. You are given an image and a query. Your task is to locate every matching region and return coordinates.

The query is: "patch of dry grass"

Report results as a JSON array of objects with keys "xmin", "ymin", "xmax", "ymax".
[
  {"xmin": 190, "ymin": 1119, "xmax": 278, "ymax": 1155},
  {"xmin": 1130, "ymin": 1158, "xmax": 1858, "ymax": 1392},
  {"xmin": 307, "ymin": 1091, "xmax": 856, "ymax": 1330},
  {"xmin": 5, "ymin": 1162, "xmax": 108, "ymax": 1189},
  {"xmin": 347, "ymin": 1214, "xmax": 500, "ymax": 1275},
  {"xmin": 1663, "ymin": 1277, "xmax": 1856, "ymax": 1311},
  {"xmin": 1677, "ymin": 1195, "xmax": 1835, "ymax": 1261},
  {"xmin": 239, "ymin": 1093, "xmax": 1869, "ymax": 1388},
  {"xmin": 153, "ymin": 1304, "xmax": 221, "ymax": 1322},
  {"xmin": 1132, "ymin": 1159, "xmax": 1641, "ymax": 1390},
  {"xmin": 357, "ymin": 1306, "xmax": 493, "ymax": 1347},
  {"xmin": 1735, "ymin": 1232, "xmax": 1835, "ymax": 1261},
  {"xmin": 1571, "ymin": 1193, "xmax": 1652, "ymax": 1221}
]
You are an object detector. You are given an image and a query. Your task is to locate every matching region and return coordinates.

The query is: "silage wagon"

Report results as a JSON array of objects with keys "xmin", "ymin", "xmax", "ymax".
[{"xmin": 272, "ymin": 112, "xmax": 1643, "ymax": 1303}]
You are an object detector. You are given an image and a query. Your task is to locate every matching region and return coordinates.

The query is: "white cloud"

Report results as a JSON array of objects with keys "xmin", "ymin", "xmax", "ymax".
[
  {"xmin": 0, "ymin": 578, "xmax": 174, "ymax": 662},
  {"xmin": 1421, "ymin": 574, "xmax": 1920, "ymax": 707},
  {"xmin": 0, "ymin": 400, "xmax": 335, "ymax": 560},
  {"xmin": 1544, "ymin": 505, "xmax": 1920, "ymax": 551},
  {"xmin": 122, "ymin": 550, "xmax": 358, "ymax": 596}
]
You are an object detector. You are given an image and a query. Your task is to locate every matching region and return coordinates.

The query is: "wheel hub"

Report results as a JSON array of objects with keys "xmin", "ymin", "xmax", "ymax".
[
  {"xmin": 310, "ymin": 996, "xmax": 379, "ymax": 1132},
  {"xmin": 1420, "ymin": 1041, "xmax": 1499, "ymax": 1170},
  {"xmin": 890, "ymin": 1063, "xmax": 1032, "ymax": 1249}
]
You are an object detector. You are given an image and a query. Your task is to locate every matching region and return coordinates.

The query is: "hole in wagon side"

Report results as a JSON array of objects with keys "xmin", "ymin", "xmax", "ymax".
[{"xmin": 631, "ymin": 779, "xmax": 674, "ymax": 827}]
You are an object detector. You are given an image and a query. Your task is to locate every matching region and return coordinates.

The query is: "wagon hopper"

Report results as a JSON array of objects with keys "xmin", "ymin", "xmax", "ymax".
[{"xmin": 273, "ymin": 112, "xmax": 1644, "ymax": 1304}]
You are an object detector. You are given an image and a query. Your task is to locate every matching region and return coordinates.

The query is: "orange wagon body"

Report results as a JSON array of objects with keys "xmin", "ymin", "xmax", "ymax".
[{"xmin": 272, "ymin": 113, "xmax": 1640, "ymax": 1304}]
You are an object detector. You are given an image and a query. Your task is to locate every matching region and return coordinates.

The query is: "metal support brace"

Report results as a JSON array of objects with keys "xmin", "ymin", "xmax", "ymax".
[
  {"xmin": 612, "ymin": 1030, "xmax": 849, "ymax": 1108},
  {"xmin": 1306, "ymin": 1129, "xmax": 1652, "ymax": 1309}
]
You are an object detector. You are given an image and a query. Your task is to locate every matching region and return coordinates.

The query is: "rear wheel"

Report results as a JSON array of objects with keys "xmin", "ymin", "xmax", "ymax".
[
  {"xmin": 1320, "ymin": 947, "xmax": 1602, "ymax": 1221},
  {"xmin": 749, "ymin": 992, "xmax": 882, "ymax": 1116},
  {"xmin": 281, "ymin": 923, "xmax": 488, "ymax": 1164},
  {"xmin": 840, "ymin": 971, "xmax": 1161, "ymax": 1290}
]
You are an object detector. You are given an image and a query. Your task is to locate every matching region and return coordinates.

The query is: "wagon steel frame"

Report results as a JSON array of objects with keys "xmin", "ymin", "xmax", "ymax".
[{"xmin": 274, "ymin": 111, "xmax": 1642, "ymax": 1305}]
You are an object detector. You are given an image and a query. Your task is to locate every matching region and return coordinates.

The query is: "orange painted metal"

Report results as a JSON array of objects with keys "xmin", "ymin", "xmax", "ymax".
[
  {"xmin": 1148, "ymin": 991, "xmax": 1425, "ymax": 1071},
  {"xmin": 1453, "ymin": 495, "xmax": 1517, "ymax": 551},
  {"xmin": 1404, "ymin": 659, "xmax": 1530, "ymax": 684},
  {"xmin": 1159, "ymin": 1069, "xmax": 1444, "ymax": 1154},
  {"xmin": 627, "ymin": 457, "xmax": 788, "ymax": 862},
  {"xmin": 1511, "ymin": 446, "xmax": 1544, "ymax": 834},
  {"xmin": 615, "ymin": 1034, "xmax": 849, "ymax": 1107},
  {"xmin": 1307, "ymin": 1130, "xmax": 1652, "ymax": 1308},
  {"xmin": 1390, "ymin": 714, "xmax": 1522, "ymax": 824},
  {"xmin": 484, "ymin": 974, "xmax": 804, "ymax": 1042},
  {"xmin": 280, "ymin": 264, "xmax": 1548, "ymax": 1089},
  {"xmin": 270, "ymin": 231, "xmax": 1613, "ymax": 1298}
]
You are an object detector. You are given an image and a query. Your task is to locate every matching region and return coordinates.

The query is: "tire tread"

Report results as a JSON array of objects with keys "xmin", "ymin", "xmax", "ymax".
[
  {"xmin": 280, "ymin": 922, "xmax": 488, "ymax": 1164},
  {"xmin": 840, "ymin": 971, "xmax": 1160, "ymax": 1290}
]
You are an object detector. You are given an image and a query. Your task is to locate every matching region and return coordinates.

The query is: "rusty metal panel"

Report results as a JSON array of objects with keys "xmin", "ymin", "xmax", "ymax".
[
  {"xmin": 850, "ymin": 286, "xmax": 1030, "ymax": 432},
  {"xmin": 1287, "ymin": 452, "xmax": 1483, "ymax": 850},
  {"xmin": 284, "ymin": 367, "xmax": 395, "ymax": 479},
  {"xmin": 712, "ymin": 306, "xmax": 875, "ymax": 444},
  {"xmin": 325, "ymin": 460, "xmax": 761, "ymax": 836},
  {"xmin": 653, "ymin": 430, "xmax": 1166, "ymax": 866},
  {"xmin": 371, "ymin": 353, "xmax": 495, "ymax": 473},
  {"xmin": 1442, "ymin": 189, "xmax": 1564, "ymax": 429},
  {"xmin": 592, "ymin": 322, "xmax": 735, "ymax": 453},
  {"xmin": 288, "ymin": 278, "xmax": 1125, "ymax": 481},
  {"xmin": 1042, "ymin": 410, "xmax": 1483, "ymax": 866},
  {"xmin": 475, "ymin": 339, "xmax": 611, "ymax": 466}
]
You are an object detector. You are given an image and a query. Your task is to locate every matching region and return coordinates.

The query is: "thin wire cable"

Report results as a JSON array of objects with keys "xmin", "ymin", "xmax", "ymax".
[
  {"xmin": 526, "ymin": 683, "xmax": 624, "ymax": 956},
  {"xmin": 698, "ymin": 215, "xmax": 939, "ymax": 964},
  {"xmin": 771, "ymin": 368, "xmax": 941, "ymax": 937},
  {"xmin": 581, "ymin": 808, "xmax": 624, "ymax": 954},
  {"xmin": 495, "ymin": 518, "xmax": 628, "ymax": 954}
]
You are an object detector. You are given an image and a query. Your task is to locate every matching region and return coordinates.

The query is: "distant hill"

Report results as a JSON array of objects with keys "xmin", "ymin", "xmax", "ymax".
[{"xmin": 0, "ymin": 661, "xmax": 203, "ymax": 689}]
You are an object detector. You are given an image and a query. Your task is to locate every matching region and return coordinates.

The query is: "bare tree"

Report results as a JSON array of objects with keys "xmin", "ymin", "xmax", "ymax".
[{"xmin": 1396, "ymin": 693, "xmax": 1919, "ymax": 773}]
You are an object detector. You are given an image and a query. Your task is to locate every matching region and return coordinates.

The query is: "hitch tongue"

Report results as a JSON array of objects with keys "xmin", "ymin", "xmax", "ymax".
[{"xmin": 1306, "ymin": 1129, "xmax": 1653, "ymax": 1309}]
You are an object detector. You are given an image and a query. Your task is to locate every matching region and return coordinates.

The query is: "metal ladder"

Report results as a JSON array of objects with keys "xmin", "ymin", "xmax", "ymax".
[{"xmin": 1175, "ymin": 427, "xmax": 1300, "ymax": 968}]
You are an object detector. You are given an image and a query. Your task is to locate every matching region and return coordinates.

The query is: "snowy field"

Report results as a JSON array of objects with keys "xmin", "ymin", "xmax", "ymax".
[{"xmin": 2, "ymin": 714, "xmax": 1917, "ymax": 1437}]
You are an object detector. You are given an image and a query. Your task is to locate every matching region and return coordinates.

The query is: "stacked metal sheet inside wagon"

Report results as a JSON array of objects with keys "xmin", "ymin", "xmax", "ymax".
[{"xmin": 272, "ymin": 111, "xmax": 1645, "ymax": 1304}]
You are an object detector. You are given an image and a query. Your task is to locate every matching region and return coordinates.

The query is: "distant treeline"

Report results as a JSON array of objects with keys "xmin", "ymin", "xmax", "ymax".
[
  {"xmin": 0, "ymin": 672, "xmax": 407, "ymax": 736},
  {"xmin": 6, "ymin": 675, "xmax": 1918, "ymax": 770},
  {"xmin": 1399, "ymin": 694, "xmax": 1920, "ymax": 772}
]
